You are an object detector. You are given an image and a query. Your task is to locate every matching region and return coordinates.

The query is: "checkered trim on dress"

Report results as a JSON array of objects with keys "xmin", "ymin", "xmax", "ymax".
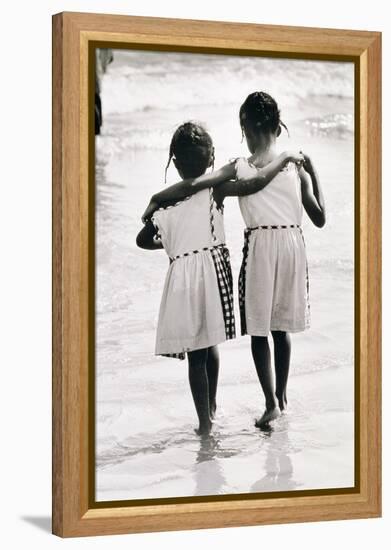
[
  {"xmin": 209, "ymin": 188, "xmax": 218, "ymax": 243},
  {"xmin": 238, "ymin": 224, "xmax": 301, "ymax": 336},
  {"xmin": 151, "ymin": 196, "xmax": 194, "ymax": 239},
  {"xmin": 238, "ymin": 229, "xmax": 250, "ymax": 335},
  {"xmin": 150, "ymin": 217, "xmax": 162, "ymax": 240},
  {"xmin": 246, "ymin": 224, "xmax": 301, "ymax": 231},
  {"xmin": 162, "ymin": 351, "xmax": 186, "ymax": 360},
  {"xmin": 298, "ymin": 227, "xmax": 311, "ymax": 328},
  {"xmin": 211, "ymin": 246, "xmax": 236, "ymax": 340},
  {"xmin": 169, "ymin": 243, "xmax": 225, "ymax": 263}
]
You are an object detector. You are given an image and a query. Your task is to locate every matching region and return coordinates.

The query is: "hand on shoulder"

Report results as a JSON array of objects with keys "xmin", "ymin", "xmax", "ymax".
[
  {"xmin": 282, "ymin": 150, "xmax": 305, "ymax": 168},
  {"xmin": 300, "ymin": 152, "xmax": 314, "ymax": 173},
  {"xmin": 141, "ymin": 198, "xmax": 159, "ymax": 223}
]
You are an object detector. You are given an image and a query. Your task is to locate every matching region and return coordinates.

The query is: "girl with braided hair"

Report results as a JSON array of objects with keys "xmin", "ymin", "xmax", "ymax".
[
  {"xmin": 234, "ymin": 92, "xmax": 326, "ymax": 427},
  {"xmin": 137, "ymin": 121, "xmax": 302, "ymax": 436}
]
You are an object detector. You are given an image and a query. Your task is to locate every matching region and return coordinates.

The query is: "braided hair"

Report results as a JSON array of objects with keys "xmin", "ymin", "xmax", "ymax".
[
  {"xmin": 239, "ymin": 91, "xmax": 289, "ymax": 139},
  {"xmin": 165, "ymin": 122, "xmax": 214, "ymax": 182}
]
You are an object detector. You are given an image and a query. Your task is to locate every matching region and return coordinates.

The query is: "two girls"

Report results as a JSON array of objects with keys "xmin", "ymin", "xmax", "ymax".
[{"xmin": 137, "ymin": 120, "xmax": 303, "ymax": 435}]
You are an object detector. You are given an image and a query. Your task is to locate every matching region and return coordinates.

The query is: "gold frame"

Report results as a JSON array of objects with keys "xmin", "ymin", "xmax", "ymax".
[{"xmin": 52, "ymin": 12, "xmax": 381, "ymax": 537}]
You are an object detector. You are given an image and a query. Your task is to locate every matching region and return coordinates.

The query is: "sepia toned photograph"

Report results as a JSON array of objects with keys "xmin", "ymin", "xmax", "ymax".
[{"xmin": 94, "ymin": 47, "xmax": 355, "ymax": 503}]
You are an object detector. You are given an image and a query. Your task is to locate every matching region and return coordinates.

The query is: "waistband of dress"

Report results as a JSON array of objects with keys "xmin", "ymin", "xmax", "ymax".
[
  {"xmin": 245, "ymin": 224, "xmax": 301, "ymax": 235},
  {"xmin": 169, "ymin": 243, "xmax": 226, "ymax": 263}
]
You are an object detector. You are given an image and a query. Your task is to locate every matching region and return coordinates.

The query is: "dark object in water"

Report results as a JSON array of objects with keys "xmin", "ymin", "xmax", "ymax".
[
  {"xmin": 95, "ymin": 49, "xmax": 113, "ymax": 135},
  {"xmin": 95, "ymin": 93, "xmax": 102, "ymax": 135}
]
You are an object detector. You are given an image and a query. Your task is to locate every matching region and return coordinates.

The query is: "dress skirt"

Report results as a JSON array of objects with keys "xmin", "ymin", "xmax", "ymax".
[
  {"xmin": 156, "ymin": 246, "xmax": 235, "ymax": 359},
  {"xmin": 239, "ymin": 225, "xmax": 310, "ymax": 336}
]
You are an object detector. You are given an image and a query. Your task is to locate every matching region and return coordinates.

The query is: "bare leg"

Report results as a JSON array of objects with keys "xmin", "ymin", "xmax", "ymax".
[
  {"xmin": 188, "ymin": 348, "xmax": 212, "ymax": 436},
  {"xmin": 251, "ymin": 336, "xmax": 280, "ymax": 427},
  {"xmin": 272, "ymin": 331, "xmax": 291, "ymax": 411},
  {"xmin": 206, "ymin": 346, "xmax": 219, "ymax": 418}
]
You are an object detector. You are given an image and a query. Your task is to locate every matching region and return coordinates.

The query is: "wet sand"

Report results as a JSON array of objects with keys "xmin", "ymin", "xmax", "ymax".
[{"xmin": 96, "ymin": 338, "xmax": 354, "ymax": 501}]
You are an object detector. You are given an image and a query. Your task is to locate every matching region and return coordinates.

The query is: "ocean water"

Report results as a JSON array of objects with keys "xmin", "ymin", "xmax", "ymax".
[{"xmin": 95, "ymin": 50, "xmax": 355, "ymax": 501}]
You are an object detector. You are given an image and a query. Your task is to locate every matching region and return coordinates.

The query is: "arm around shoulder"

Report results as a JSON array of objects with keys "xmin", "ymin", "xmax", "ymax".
[
  {"xmin": 153, "ymin": 163, "xmax": 236, "ymax": 202},
  {"xmin": 219, "ymin": 151, "xmax": 302, "ymax": 199}
]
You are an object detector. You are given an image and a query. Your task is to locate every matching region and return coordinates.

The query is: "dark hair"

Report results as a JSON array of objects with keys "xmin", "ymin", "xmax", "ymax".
[
  {"xmin": 165, "ymin": 122, "xmax": 214, "ymax": 182},
  {"xmin": 239, "ymin": 91, "xmax": 289, "ymax": 138}
]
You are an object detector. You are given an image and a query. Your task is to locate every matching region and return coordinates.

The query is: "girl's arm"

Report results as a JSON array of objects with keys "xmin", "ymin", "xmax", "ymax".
[
  {"xmin": 212, "ymin": 151, "xmax": 305, "ymax": 208},
  {"xmin": 136, "ymin": 221, "xmax": 164, "ymax": 250},
  {"xmin": 142, "ymin": 163, "xmax": 235, "ymax": 221},
  {"xmin": 299, "ymin": 155, "xmax": 326, "ymax": 228},
  {"xmin": 216, "ymin": 152, "xmax": 305, "ymax": 199},
  {"xmin": 142, "ymin": 151, "xmax": 302, "ymax": 222}
]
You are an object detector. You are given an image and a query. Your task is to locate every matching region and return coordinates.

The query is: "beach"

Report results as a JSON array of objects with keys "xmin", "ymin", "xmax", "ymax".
[{"xmin": 95, "ymin": 50, "xmax": 355, "ymax": 501}]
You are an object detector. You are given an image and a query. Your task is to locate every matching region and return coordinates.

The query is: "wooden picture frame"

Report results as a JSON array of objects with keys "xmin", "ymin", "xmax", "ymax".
[{"xmin": 52, "ymin": 11, "xmax": 381, "ymax": 537}]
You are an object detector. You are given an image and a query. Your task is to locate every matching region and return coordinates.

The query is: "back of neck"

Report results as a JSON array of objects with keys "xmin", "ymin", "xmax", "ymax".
[{"xmin": 250, "ymin": 137, "xmax": 278, "ymax": 166}]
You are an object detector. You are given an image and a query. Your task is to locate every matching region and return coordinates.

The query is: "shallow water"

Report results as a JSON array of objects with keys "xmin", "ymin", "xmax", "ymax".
[{"xmin": 95, "ymin": 50, "xmax": 355, "ymax": 501}]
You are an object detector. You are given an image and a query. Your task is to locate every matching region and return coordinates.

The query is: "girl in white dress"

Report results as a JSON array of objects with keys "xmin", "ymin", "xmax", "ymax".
[
  {"xmin": 236, "ymin": 91, "xmax": 326, "ymax": 426},
  {"xmin": 137, "ymin": 122, "xmax": 302, "ymax": 435}
]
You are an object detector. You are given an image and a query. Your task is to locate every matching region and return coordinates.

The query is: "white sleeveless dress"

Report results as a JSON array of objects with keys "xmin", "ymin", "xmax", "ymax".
[
  {"xmin": 151, "ymin": 188, "xmax": 235, "ymax": 359},
  {"xmin": 235, "ymin": 157, "xmax": 310, "ymax": 336}
]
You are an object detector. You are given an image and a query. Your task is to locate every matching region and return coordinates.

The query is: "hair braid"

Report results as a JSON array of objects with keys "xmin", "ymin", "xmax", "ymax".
[
  {"xmin": 165, "ymin": 121, "xmax": 214, "ymax": 181},
  {"xmin": 239, "ymin": 91, "xmax": 289, "ymax": 137}
]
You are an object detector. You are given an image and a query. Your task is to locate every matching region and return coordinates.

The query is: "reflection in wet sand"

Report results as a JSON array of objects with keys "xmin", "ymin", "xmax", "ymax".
[
  {"xmin": 194, "ymin": 435, "xmax": 227, "ymax": 496},
  {"xmin": 251, "ymin": 420, "xmax": 299, "ymax": 493}
]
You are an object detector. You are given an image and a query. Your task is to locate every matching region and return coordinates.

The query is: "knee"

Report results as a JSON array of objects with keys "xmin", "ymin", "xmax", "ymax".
[
  {"xmin": 271, "ymin": 331, "xmax": 289, "ymax": 343},
  {"xmin": 251, "ymin": 336, "xmax": 267, "ymax": 343},
  {"xmin": 208, "ymin": 345, "xmax": 219, "ymax": 362},
  {"xmin": 251, "ymin": 336, "xmax": 269, "ymax": 350},
  {"xmin": 188, "ymin": 348, "xmax": 208, "ymax": 368}
]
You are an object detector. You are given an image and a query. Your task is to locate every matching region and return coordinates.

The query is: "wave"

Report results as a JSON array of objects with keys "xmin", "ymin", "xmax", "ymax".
[
  {"xmin": 309, "ymin": 256, "xmax": 354, "ymax": 274},
  {"xmin": 101, "ymin": 50, "xmax": 354, "ymax": 117},
  {"xmin": 304, "ymin": 113, "xmax": 354, "ymax": 138},
  {"xmin": 291, "ymin": 354, "xmax": 353, "ymax": 377}
]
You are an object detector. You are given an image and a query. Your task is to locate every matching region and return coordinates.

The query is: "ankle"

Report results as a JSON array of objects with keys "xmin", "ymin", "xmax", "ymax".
[
  {"xmin": 266, "ymin": 398, "xmax": 277, "ymax": 411},
  {"xmin": 197, "ymin": 419, "xmax": 212, "ymax": 435},
  {"xmin": 275, "ymin": 391, "xmax": 283, "ymax": 402}
]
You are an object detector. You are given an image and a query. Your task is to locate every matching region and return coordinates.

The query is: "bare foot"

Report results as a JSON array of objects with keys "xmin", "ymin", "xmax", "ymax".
[
  {"xmin": 277, "ymin": 393, "xmax": 288, "ymax": 412},
  {"xmin": 210, "ymin": 402, "xmax": 217, "ymax": 420},
  {"xmin": 194, "ymin": 419, "xmax": 213, "ymax": 437},
  {"xmin": 255, "ymin": 407, "xmax": 280, "ymax": 428},
  {"xmin": 276, "ymin": 391, "xmax": 288, "ymax": 413}
]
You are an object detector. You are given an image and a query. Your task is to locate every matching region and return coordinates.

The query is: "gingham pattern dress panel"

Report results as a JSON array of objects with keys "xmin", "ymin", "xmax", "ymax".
[
  {"xmin": 298, "ymin": 227, "xmax": 311, "ymax": 327},
  {"xmin": 210, "ymin": 246, "xmax": 236, "ymax": 340},
  {"xmin": 238, "ymin": 230, "xmax": 251, "ymax": 336}
]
